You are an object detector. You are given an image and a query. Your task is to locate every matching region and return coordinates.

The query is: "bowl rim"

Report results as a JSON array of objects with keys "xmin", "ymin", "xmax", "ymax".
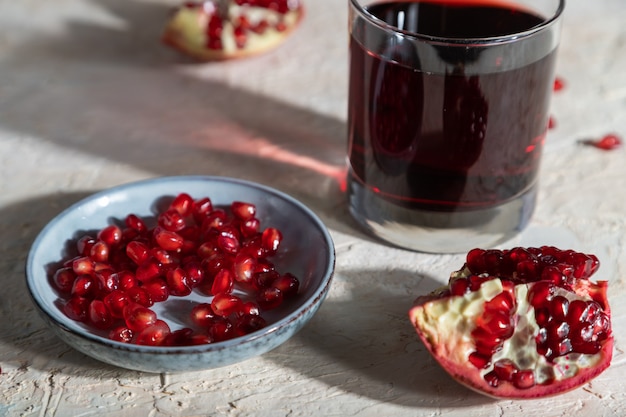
[{"xmin": 25, "ymin": 175, "xmax": 336, "ymax": 355}]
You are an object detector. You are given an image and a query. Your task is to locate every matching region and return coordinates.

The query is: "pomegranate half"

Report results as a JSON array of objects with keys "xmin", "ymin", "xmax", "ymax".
[
  {"xmin": 162, "ymin": 0, "xmax": 304, "ymax": 61},
  {"xmin": 409, "ymin": 247, "xmax": 613, "ymax": 399}
]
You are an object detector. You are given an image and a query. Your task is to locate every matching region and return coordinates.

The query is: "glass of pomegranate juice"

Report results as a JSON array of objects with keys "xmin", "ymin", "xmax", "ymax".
[{"xmin": 347, "ymin": 0, "xmax": 564, "ymax": 253}]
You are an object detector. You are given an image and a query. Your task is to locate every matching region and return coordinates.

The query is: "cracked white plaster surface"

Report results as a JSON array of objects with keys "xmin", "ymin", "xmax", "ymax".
[{"xmin": 0, "ymin": 0, "xmax": 625, "ymax": 416}]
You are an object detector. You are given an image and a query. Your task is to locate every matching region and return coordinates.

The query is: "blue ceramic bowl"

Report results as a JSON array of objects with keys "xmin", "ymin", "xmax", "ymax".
[{"xmin": 26, "ymin": 176, "xmax": 335, "ymax": 373}]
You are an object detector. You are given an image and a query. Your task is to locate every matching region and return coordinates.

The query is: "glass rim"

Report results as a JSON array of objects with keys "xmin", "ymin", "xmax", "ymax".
[{"xmin": 349, "ymin": 0, "xmax": 566, "ymax": 45}]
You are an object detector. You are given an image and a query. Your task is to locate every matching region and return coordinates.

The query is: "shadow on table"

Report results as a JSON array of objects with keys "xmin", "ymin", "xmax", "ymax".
[
  {"xmin": 266, "ymin": 267, "xmax": 495, "ymax": 408},
  {"xmin": 0, "ymin": 0, "xmax": 357, "ymax": 237},
  {"xmin": 0, "ymin": 193, "xmax": 137, "ymax": 375}
]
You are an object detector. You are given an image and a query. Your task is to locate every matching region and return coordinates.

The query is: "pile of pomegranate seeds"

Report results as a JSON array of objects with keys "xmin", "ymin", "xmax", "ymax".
[
  {"xmin": 410, "ymin": 246, "xmax": 613, "ymax": 399},
  {"xmin": 53, "ymin": 193, "xmax": 300, "ymax": 347}
]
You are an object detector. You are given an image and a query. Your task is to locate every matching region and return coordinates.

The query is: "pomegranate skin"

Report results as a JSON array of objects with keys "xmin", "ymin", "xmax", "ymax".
[{"xmin": 408, "ymin": 248, "xmax": 613, "ymax": 399}]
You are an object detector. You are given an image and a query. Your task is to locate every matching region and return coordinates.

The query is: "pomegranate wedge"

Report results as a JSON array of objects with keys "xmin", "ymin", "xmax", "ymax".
[
  {"xmin": 409, "ymin": 247, "xmax": 613, "ymax": 399},
  {"xmin": 162, "ymin": 0, "xmax": 304, "ymax": 61}
]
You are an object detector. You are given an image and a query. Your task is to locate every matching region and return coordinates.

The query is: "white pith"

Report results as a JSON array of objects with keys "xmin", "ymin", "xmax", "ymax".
[
  {"xmin": 167, "ymin": 4, "xmax": 300, "ymax": 57},
  {"xmin": 415, "ymin": 273, "xmax": 603, "ymax": 385}
]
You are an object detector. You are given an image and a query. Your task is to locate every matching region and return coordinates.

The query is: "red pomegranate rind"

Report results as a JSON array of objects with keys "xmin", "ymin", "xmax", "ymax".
[
  {"xmin": 409, "ymin": 246, "xmax": 613, "ymax": 399},
  {"xmin": 162, "ymin": 0, "xmax": 304, "ymax": 61}
]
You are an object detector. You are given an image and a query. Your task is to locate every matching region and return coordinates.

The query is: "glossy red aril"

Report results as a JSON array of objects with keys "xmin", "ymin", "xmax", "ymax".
[
  {"xmin": 53, "ymin": 267, "xmax": 76, "ymax": 293},
  {"xmin": 211, "ymin": 293, "xmax": 243, "ymax": 317},
  {"xmin": 584, "ymin": 134, "xmax": 622, "ymax": 151},
  {"xmin": 124, "ymin": 303, "xmax": 158, "ymax": 332},
  {"xmin": 409, "ymin": 246, "xmax": 613, "ymax": 399},
  {"xmin": 109, "ymin": 325, "xmax": 134, "ymax": 343},
  {"xmin": 52, "ymin": 192, "xmax": 300, "ymax": 347},
  {"xmin": 88, "ymin": 300, "xmax": 114, "ymax": 329},
  {"xmin": 190, "ymin": 303, "xmax": 217, "ymax": 327},
  {"xmin": 135, "ymin": 320, "xmax": 172, "ymax": 346},
  {"xmin": 162, "ymin": 0, "xmax": 305, "ymax": 61}
]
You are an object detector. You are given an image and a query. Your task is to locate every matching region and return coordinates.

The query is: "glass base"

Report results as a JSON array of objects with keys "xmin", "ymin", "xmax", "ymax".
[{"xmin": 347, "ymin": 170, "xmax": 536, "ymax": 253}]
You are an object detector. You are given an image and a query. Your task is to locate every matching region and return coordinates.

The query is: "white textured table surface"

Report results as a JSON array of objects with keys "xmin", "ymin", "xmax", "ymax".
[{"xmin": 1, "ymin": 0, "xmax": 625, "ymax": 416}]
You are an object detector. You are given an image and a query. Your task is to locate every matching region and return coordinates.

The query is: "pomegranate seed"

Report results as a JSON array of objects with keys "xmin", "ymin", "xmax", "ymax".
[
  {"xmin": 449, "ymin": 277, "xmax": 470, "ymax": 296},
  {"xmin": 103, "ymin": 290, "xmax": 130, "ymax": 318},
  {"xmin": 158, "ymin": 209, "xmax": 187, "ymax": 232},
  {"xmin": 261, "ymin": 227, "xmax": 282, "ymax": 254},
  {"xmin": 549, "ymin": 296, "xmax": 569, "ymax": 322},
  {"xmin": 77, "ymin": 235, "xmax": 96, "ymax": 256},
  {"xmin": 88, "ymin": 241, "xmax": 109, "ymax": 263},
  {"xmin": 476, "ymin": 310, "xmax": 514, "ymax": 339},
  {"xmin": 484, "ymin": 291, "xmax": 515, "ymax": 314},
  {"xmin": 63, "ymin": 296, "xmax": 90, "ymax": 322},
  {"xmin": 124, "ymin": 303, "xmax": 157, "ymax": 332},
  {"xmin": 135, "ymin": 258, "xmax": 162, "ymax": 282},
  {"xmin": 97, "ymin": 225, "xmax": 123, "ymax": 247},
  {"xmin": 166, "ymin": 267, "xmax": 193, "ymax": 297},
  {"xmin": 207, "ymin": 317, "xmax": 234, "ymax": 342},
  {"xmin": 211, "ymin": 268, "xmax": 234, "ymax": 295},
  {"xmin": 153, "ymin": 227, "xmax": 184, "ymax": 251},
  {"xmin": 88, "ymin": 300, "xmax": 114, "ymax": 329},
  {"xmin": 192, "ymin": 197, "xmax": 213, "ymax": 223},
  {"xmin": 151, "ymin": 248, "xmax": 176, "ymax": 265},
  {"xmin": 109, "ymin": 325, "xmax": 134, "ymax": 343},
  {"xmin": 164, "ymin": 327, "xmax": 195, "ymax": 346},
  {"xmin": 126, "ymin": 286, "xmax": 153, "ymax": 307},
  {"xmin": 512, "ymin": 370, "xmax": 535, "ymax": 389},
  {"xmin": 234, "ymin": 314, "xmax": 267, "ymax": 336},
  {"xmin": 257, "ymin": 287, "xmax": 283, "ymax": 310},
  {"xmin": 231, "ymin": 201, "xmax": 256, "ymax": 220},
  {"xmin": 183, "ymin": 259, "xmax": 205, "ymax": 286},
  {"xmin": 72, "ymin": 256, "xmax": 95, "ymax": 275},
  {"xmin": 466, "ymin": 248, "xmax": 486, "ymax": 272},
  {"xmin": 493, "ymin": 359, "xmax": 519, "ymax": 382},
  {"xmin": 211, "ymin": 293, "xmax": 243, "ymax": 317},
  {"xmin": 240, "ymin": 218, "xmax": 260, "ymax": 237},
  {"xmin": 217, "ymin": 227, "xmax": 240, "ymax": 254},
  {"xmin": 468, "ymin": 352, "xmax": 491, "ymax": 369},
  {"xmin": 584, "ymin": 134, "xmax": 622, "ymax": 150},
  {"xmin": 553, "ymin": 77, "xmax": 565, "ymax": 91},
  {"xmin": 190, "ymin": 303, "xmax": 217, "ymax": 327},
  {"xmin": 142, "ymin": 278, "xmax": 170, "ymax": 302},
  {"xmin": 240, "ymin": 301, "xmax": 260, "ymax": 316},
  {"xmin": 202, "ymin": 209, "xmax": 227, "ymax": 232},
  {"xmin": 484, "ymin": 371, "xmax": 499, "ymax": 387},
  {"xmin": 272, "ymin": 273, "xmax": 300, "ymax": 298},
  {"xmin": 125, "ymin": 213, "xmax": 147, "ymax": 233},
  {"xmin": 71, "ymin": 274, "xmax": 97, "ymax": 297},
  {"xmin": 135, "ymin": 320, "xmax": 171, "ymax": 346},
  {"xmin": 233, "ymin": 253, "xmax": 256, "ymax": 285},
  {"xmin": 116, "ymin": 270, "xmax": 137, "ymax": 290},
  {"xmin": 253, "ymin": 270, "xmax": 280, "ymax": 290},
  {"xmin": 126, "ymin": 241, "xmax": 151, "ymax": 265},
  {"xmin": 53, "ymin": 267, "xmax": 76, "ymax": 293},
  {"xmin": 95, "ymin": 269, "xmax": 119, "ymax": 293},
  {"xmin": 170, "ymin": 193, "xmax": 194, "ymax": 216}
]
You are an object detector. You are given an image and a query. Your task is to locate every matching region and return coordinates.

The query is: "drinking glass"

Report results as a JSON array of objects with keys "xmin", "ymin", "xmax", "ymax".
[{"xmin": 347, "ymin": 0, "xmax": 565, "ymax": 253}]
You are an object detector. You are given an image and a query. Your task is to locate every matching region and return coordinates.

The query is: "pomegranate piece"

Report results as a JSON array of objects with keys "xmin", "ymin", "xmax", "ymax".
[
  {"xmin": 409, "ymin": 246, "xmax": 613, "ymax": 399},
  {"xmin": 162, "ymin": 0, "xmax": 304, "ymax": 61}
]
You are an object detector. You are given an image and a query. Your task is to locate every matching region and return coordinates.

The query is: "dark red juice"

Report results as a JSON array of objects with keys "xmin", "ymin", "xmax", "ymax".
[{"xmin": 348, "ymin": 0, "xmax": 557, "ymax": 211}]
